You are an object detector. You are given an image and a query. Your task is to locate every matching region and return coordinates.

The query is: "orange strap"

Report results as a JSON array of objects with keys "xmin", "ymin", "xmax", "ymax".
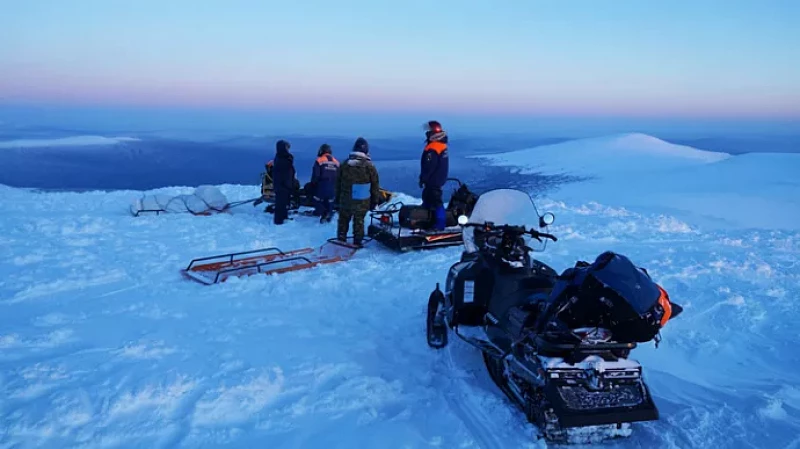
[{"xmin": 657, "ymin": 285, "xmax": 672, "ymax": 327}]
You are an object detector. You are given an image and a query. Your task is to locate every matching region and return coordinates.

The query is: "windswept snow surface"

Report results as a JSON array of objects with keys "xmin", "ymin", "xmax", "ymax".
[
  {"xmin": 0, "ymin": 135, "xmax": 140, "ymax": 149},
  {"xmin": 2, "ymin": 143, "xmax": 799, "ymax": 448}
]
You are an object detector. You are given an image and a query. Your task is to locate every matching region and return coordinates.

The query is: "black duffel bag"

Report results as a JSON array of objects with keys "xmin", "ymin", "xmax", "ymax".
[{"xmin": 399, "ymin": 205, "xmax": 431, "ymax": 228}]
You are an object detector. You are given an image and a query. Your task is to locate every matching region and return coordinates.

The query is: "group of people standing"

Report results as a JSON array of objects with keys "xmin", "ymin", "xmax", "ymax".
[{"xmin": 268, "ymin": 120, "xmax": 449, "ymax": 246}]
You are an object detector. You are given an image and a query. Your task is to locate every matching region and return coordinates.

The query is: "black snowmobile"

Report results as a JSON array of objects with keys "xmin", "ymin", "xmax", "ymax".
[
  {"xmin": 426, "ymin": 188, "xmax": 683, "ymax": 442},
  {"xmin": 367, "ymin": 178, "xmax": 479, "ymax": 251}
]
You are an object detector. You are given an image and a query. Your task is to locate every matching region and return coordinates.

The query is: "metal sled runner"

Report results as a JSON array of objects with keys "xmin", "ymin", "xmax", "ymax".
[{"xmin": 181, "ymin": 238, "xmax": 366, "ymax": 285}]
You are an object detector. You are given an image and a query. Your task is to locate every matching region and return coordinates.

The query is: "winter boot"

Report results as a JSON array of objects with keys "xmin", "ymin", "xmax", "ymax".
[{"xmin": 434, "ymin": 206, "xmax": 446, "ymax": 230}]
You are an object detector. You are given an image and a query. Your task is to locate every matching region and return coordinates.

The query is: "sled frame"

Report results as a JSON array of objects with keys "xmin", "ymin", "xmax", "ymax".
[{"xmin": 182, "ymin": 238, "xmax": 369, "ymax": 285}]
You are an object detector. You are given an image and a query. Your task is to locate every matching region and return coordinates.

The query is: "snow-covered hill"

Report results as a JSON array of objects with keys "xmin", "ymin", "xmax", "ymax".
[
  {"xmin": 474, "ymin": 133, "xmax": 731, "ymax": 177},
  {"xmin": 475, "ymin": 133, "xmax": 800, "ymax": 231},
  {"xmin": 1, "ymin": 134, "xmax": 799, "ymax": 448}
]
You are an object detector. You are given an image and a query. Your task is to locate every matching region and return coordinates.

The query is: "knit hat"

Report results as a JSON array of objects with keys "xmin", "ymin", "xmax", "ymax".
[
  {"xmin": 353, "ymin": 137, "xmax": 369, "ymax": 154},
  {"xmin": 317, "ymin": 143, "xmax": 332, "ymax": 157}
]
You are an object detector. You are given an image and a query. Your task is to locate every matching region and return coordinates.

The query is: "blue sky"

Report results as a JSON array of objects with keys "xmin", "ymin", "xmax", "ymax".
[{"xmin": 1, "ymin": 0, "xmax": 798, "ymax": 118}]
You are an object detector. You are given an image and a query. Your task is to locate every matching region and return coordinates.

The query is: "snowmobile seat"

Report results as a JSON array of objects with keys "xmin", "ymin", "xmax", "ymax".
[{"xmin": 519, "ymin": 274, "xmax": 555, "ymax": 291}]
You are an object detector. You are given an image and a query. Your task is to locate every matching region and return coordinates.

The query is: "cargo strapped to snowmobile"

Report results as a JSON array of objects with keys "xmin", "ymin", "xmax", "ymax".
[
  {"xmin": 368, "ymin": 201, "xmax": 463, "ymax": 251},
  {"xmin": 367, "ymin": 179, "xmax": 477, "ymax": 252},
  {"xmin": 181, "ymin": 238, "xmax": 368, "ymax": 285}
]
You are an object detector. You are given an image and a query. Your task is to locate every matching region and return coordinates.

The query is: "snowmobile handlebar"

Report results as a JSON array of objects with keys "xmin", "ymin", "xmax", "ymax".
[{"xmin": 463, "ymin": 222, "xmax": 558, "ymax": 242}]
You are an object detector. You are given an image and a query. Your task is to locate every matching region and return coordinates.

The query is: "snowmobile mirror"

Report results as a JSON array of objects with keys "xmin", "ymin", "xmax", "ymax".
[
  {"xmin": 539, "ymin": 212, "xmax": 555, "ymax": 227},
  {"xmin": 457, "ymin": 215, "xmax": 469, "ymax": 226}
]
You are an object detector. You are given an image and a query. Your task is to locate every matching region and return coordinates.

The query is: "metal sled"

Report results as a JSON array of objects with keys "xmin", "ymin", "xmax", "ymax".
[{"xmin": 181, "ymin": 238, "xmax": 367, "ymax": 285}]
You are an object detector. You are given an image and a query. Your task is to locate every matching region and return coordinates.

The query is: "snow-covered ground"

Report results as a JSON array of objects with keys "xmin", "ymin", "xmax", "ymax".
[{"xmin": 1, "ymin": 134, "xmax": 799, "ymax": 449}]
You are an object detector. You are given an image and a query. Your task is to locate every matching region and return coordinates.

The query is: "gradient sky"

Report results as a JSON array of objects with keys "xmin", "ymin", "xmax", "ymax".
[{"xmin": 1, "ymin": 0, "xmax": 799, "ymax": 118}]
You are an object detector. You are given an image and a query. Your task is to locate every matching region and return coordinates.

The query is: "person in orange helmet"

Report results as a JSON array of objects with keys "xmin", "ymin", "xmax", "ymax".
[{"xmin": 419, "ymin": 120, "xmax": 449, "ymax": 230}]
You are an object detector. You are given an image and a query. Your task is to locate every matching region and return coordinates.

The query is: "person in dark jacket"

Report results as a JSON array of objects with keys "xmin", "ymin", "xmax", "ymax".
[
  {"xmin": 310, "ymin": 143, "xmax": 340, "ymax": 223},
  {"xmin": 335, "ymin": 137, "xmax": 380, "ymax": 246},
  {"xmin": 419, "ymin": 120, "xmax": 449, "ymax": 230},
  {"xmin": 272, "ymin": 139, "xmax": 296, "ymax": 225}
]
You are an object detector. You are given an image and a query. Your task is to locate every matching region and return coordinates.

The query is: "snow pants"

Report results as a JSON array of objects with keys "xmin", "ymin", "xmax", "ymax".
[
  {"xmin": 337, "ymin": 206, "xmax": 368, "ymax": 244},
  {"xmin": 274, "ymin": 189, "xmax": 291, "ymax": 225},
  {"xmin": 422, "ymin": 186, "xmax": 446, "ymax": 230}
]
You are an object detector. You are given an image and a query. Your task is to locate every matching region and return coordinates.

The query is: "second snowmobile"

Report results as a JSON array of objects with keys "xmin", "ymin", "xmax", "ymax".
[
  {"xmin": 367, "ymin": 178, "xmax": 479, "ymax": 251},
  {"xmin": 426, "ymin": 188, "xmax": 682, "ymax": 442}
]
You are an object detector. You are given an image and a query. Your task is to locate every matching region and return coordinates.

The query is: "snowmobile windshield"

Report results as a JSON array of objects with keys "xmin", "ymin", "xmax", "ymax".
[{"xmin": 463, "ymin": 188, "xmax": 548, "ymax": 253}]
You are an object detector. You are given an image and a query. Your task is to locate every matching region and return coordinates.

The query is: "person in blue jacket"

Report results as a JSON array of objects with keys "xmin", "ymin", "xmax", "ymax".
[
  {"xmin": 272, "ymin": 139, "xmax": 296, "ymax": 225},
  {"xmin": 419, "ymin": 120, "xmax": 449, "ymax": 230},
  {"xmin": 310, "ymin": 143, "xmax": 340, "ymax": 223}
]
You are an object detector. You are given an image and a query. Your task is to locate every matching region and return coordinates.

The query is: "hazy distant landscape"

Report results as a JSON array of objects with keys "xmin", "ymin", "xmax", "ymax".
[{"xmin": 1, "ymin": 106, "xmax": 797, "ymax": 195}]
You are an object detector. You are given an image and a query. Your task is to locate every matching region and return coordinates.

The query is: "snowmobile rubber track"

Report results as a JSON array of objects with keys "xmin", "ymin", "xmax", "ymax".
[{"xmin": 181, "ymin": 238, "xmax": 366, "ymax": 285}]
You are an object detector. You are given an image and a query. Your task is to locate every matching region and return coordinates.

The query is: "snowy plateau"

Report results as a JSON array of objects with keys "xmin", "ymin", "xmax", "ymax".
[{"xmin": 1, "ymin": 133, "xmax": 799, "ymax": 449}]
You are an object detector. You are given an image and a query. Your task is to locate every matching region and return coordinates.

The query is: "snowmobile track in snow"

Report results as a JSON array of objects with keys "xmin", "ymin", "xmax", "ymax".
[{"xmin": 438, "ymin": 341, "xmax": 541, "ymax": 449}]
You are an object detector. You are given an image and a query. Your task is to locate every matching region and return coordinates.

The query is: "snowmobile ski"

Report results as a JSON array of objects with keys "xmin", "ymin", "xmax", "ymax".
[{"xmin": 181, "ymin": 238, "xmax": 367, "ymax": 285}]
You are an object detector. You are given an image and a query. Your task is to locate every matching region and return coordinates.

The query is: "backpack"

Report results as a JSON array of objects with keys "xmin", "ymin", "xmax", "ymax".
[
  {"xmin": 399, "ymin": 205, "xmax": 432, "ymax": 229},
  {"xmin": 550, "ymin": 252, "xmax": 679, "ymax": 343},
  {"xmin": 447, "ymin": 183, "xmax": 479, "ymax": 216}
]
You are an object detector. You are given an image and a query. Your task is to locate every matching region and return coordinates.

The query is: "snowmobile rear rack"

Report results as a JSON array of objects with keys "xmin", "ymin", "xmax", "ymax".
[{"xmin": 182, "ymin": 238, "xmax": 366, "ymax": 285}]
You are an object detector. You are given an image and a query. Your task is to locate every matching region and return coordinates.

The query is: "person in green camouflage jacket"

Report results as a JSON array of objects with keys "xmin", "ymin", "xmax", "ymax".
[{"xmin": 335, "ymin": 137, "xmax": 380, "ymax": 246}]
